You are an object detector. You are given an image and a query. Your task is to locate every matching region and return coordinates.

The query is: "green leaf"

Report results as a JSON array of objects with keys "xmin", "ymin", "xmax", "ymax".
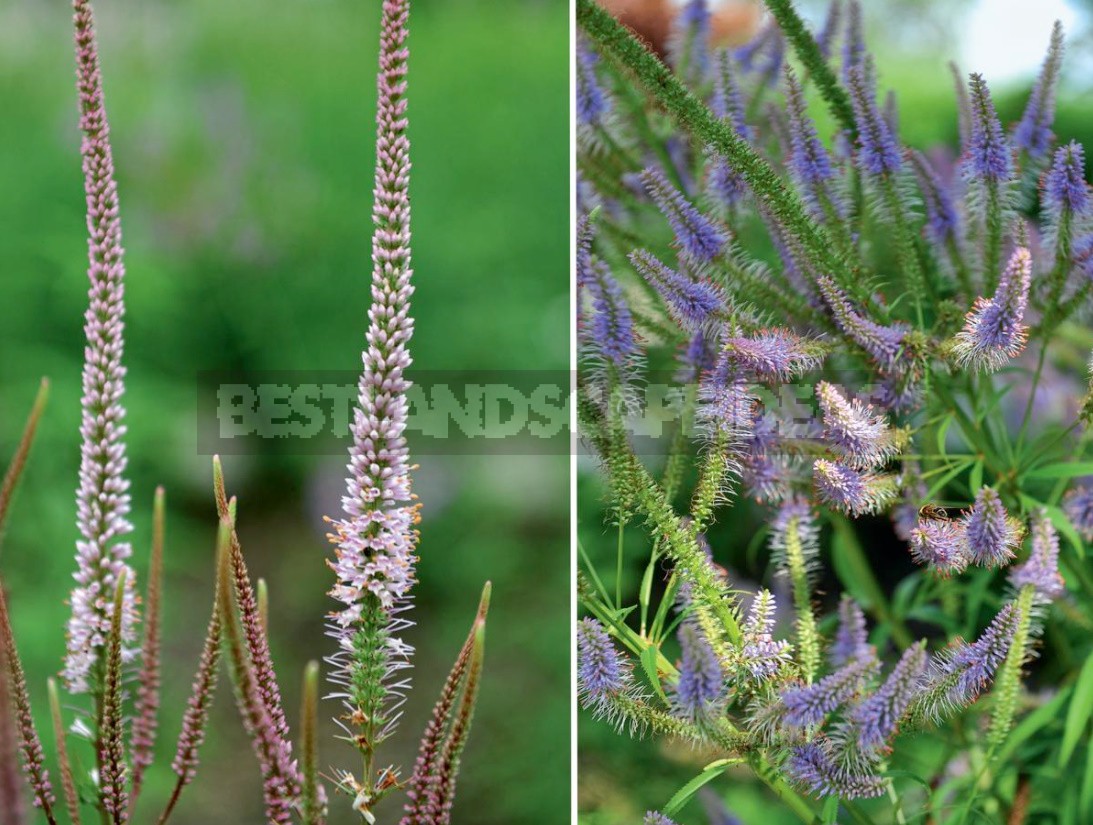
[
  {"xmin": 1025, "ymin": 462, "xmax": 1093, "ymax": 481},
  {"xmin": 1060, "ymin": 653, "xmax": 1093, "ymax": 768},
  {"xmin": 662, "ymin": 760, "xmax": 732, "ymax": 817},
  {"xmin": 924, "ymin": 459, "xmax": 973, "ymax": 503},
  {"xmin": 1081, "ymin": 740, "xmax": 1093, "ymax": 815},
  {"xmin": 640, "ymin": 643, "xmax": 668, "ymax": 703},
  {"xmin": 969, "ymin": 460, "xmax": 984, "ymax": 496},
  {"xmin": 821, "ymin": 797, "xmax": 839, "ymax": 824},
  {"xmin": 937, "ymin": 415, "xmax": 954, "ymax": 457}
]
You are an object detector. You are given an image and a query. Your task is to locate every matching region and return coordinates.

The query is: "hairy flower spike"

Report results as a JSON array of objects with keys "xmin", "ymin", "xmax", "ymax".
[
  {"xmin": 645, "ymin": 813, "xmax": 679, "ymax": 825},
  {"xmin": 784, "ymin": 69, "xmax": 841, "ymax": 220},
  {"xmin": 963, "ymin": 486, "xmax": 1021, "ymax": 568},
  {"xmin": 910, "ymin": 149, "xmax": 960, "ymax": 247},
  {"xmin": 909, "ymin": 516, "xmax": 970, "ymax": 575},
  {"xmin": 813, "ymin": 459, "xmax": 896, "ymax": 517},
  {"xmin": 965, "ymin": 73, "xmax": 1013, "ymax": 184},
  {"xmin": 781, "ymin": 656, "xmax": 878, "ymax": 729},
  {"xmin": 723, "ymin": 329, "xmax": 825, "ymax": 383},
  {"xmin": 1064, "ymin": 484, "xmax": 1093, "ymax": 541},
  {"xmin": 576, "ymin": 40, "xmax": 609, "ymax": 128},
  {"xmin": 785, "ymin": 739, "xmax": 885, "ymax": 799},
  {"xmin": 928, "ymin": 602, "xmax": 1020, "ymax": 711},
  {"xmin": 583, "ymin": 258, "xmax": 639, "ymax": 372},
  {"xmin": 1044, "ymin": 141, "xmax": 1090, "ymax": 222},
  {"xmin": 327, "ymin": 0, "xmax": 421, "ymax": 778},
  {"xmin": 641, "ymin": 167, "xmax": 728, "ymax": 262},
  {"xmin": 951, "ymin": 246, "xmax": 1031, "ymax": 372},
  {"xmin": 1013, "ymin": 21, "xmax": 1065, "ymax": 160},
  {"xmin": 830, "ymin": 596, "xmax": 871, "ymax": 669},
  {"xmin": 816, "ymin": 382, "xmax": 898, "ymax": 470},
  {"xmin": 741, "ymin": 590, "xmax": 792, "ymax": 680},
  {"xmin": 577, "ymin": 618, "xmax": 641, "ymax": 719},
  {"xmin": 816, "ymin": 0, "xmax": 843, "ymax": 61},
  {"xmin": 631, "ymin": 250, "xmax": 724, "ymax": 332},
  {"xmin": 65, "ymin": 0, "xmax": 141, "ymax": 695},
  {"xmin": 846, "ymin": 60, "xmax": 902, "ymax": 177},
  {"xmin": 1010, "ymin": 509, "xmax": 1065, "ymax": 600},
  {"xmin": 841, "ymin": 0, "xmax": 865, "ymax": 82},
  {"xmin": 671, "ymin": 620, "xmax": 726, "ymax": 721},
  {"xmin": 668, "ymin": 0, "xmax": 711, "ymax": 88},
  {"xmin": 707, "ymin": 51, "xmax": 751, "ymax": 207},
  {"xmin": 816, "ymin": 275, "xmax": 908, "ymax": 371},
  {"xmin": 848, "ymin": 641, "xmax": 927, "ymax": 754}
]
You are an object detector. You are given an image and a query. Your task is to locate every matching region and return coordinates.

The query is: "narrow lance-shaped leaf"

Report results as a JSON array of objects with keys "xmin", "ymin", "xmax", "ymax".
[
  {"xmin": 47, "ymin": 679, "xmax": 81, "ymax": 825},
  {"xmin": 299, "ymin": 661, "xmax": 325, "ymax": 825},
  {"xmin": 401, "ymin": 582, "xmax": 491, "ymax": 825},
  {"xmin": 157, "ymin": 519, "xmax": 226, "ymax": 825},
  {"xmin": 0, "ymin": 378, "xmax": 49, "ymax": 550},
  {"xmin": 0, "ymin": 580, "xmax": 56, "ymax": 824},
  {"xmin": 130, "ymin": 486, "xmax": 165, "ymax": 809},
  {"xmin": 217, "ymin": 518, "xmax": 298, "ymax": 824},
  {"xmin": 100, "ymin": 570, "xmax": 130, "ymax": 824}
]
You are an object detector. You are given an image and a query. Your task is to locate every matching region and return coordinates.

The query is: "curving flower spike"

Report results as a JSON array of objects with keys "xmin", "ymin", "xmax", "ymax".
[
  {"xmin": 641, "ymin": 167, "xmax": 728, "ymax": 262},
  {"xmin": 630, "ymin": 249, "xmax": 724, "ymax": 332},
  {"xmin": 964, "ymin": 73, "xmax": 1013, "ymax": 184},
  {"xmin": 909, "ymin": 515, "xmax": 969, "ymax": 575},
  {"xmin": 830, "ymin": 596, "xmax": 871, "ymax": 669},
  {"xmin": 816, "ymin": 382, "xmax": 899, "ymax": 470},
  {"xmin": 910, "ymin": 149, "xmax": 960, "ymax": 247},
  {"xmin": 65, "ymin": 0, "xmax": 141, "ymax": 695},
  {"xmin": 1013, "ymin": 21, "xmax": 1065, "ymax": 160},
  {"xmin": 951, "ymin": 246, "xmax": 1031, "ymax": 372},
  {"xmin": 671, "ymin": 620, "xmax": 726, "ymax": 722},
  {"xmin": 785, "ymin": 69, "xmax": 841, "ymax": 221},
  {"xmin": 577, "ymin": 618, "xmax": 642, "ymax": 719},
  {"xmin": 816, "ymin": 275, "xmax": 909, "ymax": 371},
  {"xmin": 785, "ymin": 739, "xmax": 885, "ymax": 799},
  {"xmin": 932, "ymin": 602, "xmax": 1020, "ymax": 709},
  {"xmin": 813, "ymin": 459, "xmax": 896, "ymax": 517},
  {"xmin": 1064, "ymin": 484, "xmax": 1093, "ymax": 541},
  {"xmin": 781, "ymin": 656, "xmax": 879, "ymax": 729},
  {"xmin": 1010, "ymin": 509, "xmax": 1065, "ymax": 601},
  {"xmin": 848, "ymin": 641, "xmax": 928, "ymax": 754},
  {"xmin": 963, "ymin": 486, "xmax": 1021, "ymax": 568},
  {"xmin": 846, "ymin": 59, "xmax": 902, "ymax": 177},
  {"xmin": 723, "ymin": 329, "xmax": 826, "ymax": 383}
]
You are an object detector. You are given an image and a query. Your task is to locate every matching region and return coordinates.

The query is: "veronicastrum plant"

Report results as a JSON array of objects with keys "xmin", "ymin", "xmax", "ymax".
[
  {"xmin": 0, "ymin": 1, "xmax": 487, "ymax": 823},
  {"xmin": 577, "ymin": 0, "xmax": 1093, "ymax": 822}
]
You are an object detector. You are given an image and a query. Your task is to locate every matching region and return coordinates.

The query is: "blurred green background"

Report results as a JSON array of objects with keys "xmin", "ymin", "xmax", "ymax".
[
  {"xmin": 0, "ymin": 0, "xmax": 568, "ymax": 822},
  {"xmin": 577, "ymin": 1, "xmax": 1093, "ymax": 823}
]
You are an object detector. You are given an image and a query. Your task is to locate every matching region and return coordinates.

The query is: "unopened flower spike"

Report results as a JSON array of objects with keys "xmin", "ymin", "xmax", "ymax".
[
  {"xmin": 950, "ymin": 246, "xmax": 1031, "ymax": 372},
  {"xmin": 1013, "ymin": 21, "xmax": 1065, "ymax": 160},
  {"xmin": 963, "ymin": 486, "xmax": 1022, "ymax": 568},
  {"xmin": 909, "ymin": 512, "xmax": 969, "ymax": 576},
  {"xmin": 641, "ymin": 167, "xmax": 728, "ymax": 263},
  {"xmin": 812, "ymin": 459, "xmax": 896, "ymax": 517},
  {"xmin": 1009, "ymin": 509, "xmax": 1065, "ymax": 601},
  {"xmin": 741, "ymin": 590, "xmax": 792, "ymax": 681},
  {"xmin": 671, "ymin": 619, "xmax": 726, "ymax": 722},
  {"xmin": 816, "ymin": 382, "xmax": 900, "ymax": 470},
  {"xmin": 65, "ymin": 0, "xmax": 141, "ymax": 695},
  {"xmin": 846, "ymin": 59, "xmax": 902, "ymax": 178}
]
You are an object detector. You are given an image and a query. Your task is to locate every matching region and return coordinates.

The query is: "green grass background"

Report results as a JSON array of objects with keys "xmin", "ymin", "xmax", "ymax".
[{"xmin": 0, "ymin": 0, "xmax": 569, "ymax": 822}]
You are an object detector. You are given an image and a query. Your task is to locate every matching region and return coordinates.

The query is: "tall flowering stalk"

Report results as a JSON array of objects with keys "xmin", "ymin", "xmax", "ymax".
[{"xmin": 65, "ymin": 0, "xmax": 140, "ymax": 698}]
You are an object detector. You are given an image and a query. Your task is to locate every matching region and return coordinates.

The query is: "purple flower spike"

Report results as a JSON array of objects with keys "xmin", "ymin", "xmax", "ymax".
[
  {"xmin": 785, "ymin": 739, "xmax": 885, "ymax": 799},
  {"xmin": 830, "ymin": 596, "xmax": 871, "ymax": 669},
  {"xmin": 583, "ymin": 259, "xmax": 639, "ymax": 372},
  {"xmin": 952, "ymin": 247, "xmax": 1031, "ymax": 372},
  {"xmin": 707, "ymin": 51, "xmax": 751, "ymax": 207},
  {"xmin": 741, "ymin": 590, "xmax": 792, "ymax": 681},
  {"xmin": 911, "ymin": 150, "xmax": 960, "ymax": 247},
  {"xmin": 1014, "ymin": 21, "xmax": 1065, "ymax": 160},
  {"xmin": 816, "ymin": 276, "xmax": 909, "ymax": 371},
  {"xmin": 577, "ymin": 618, "xmax": 639, "ymax": 716},
  {"xmin": 816, "ymin": 382, "xmax": 898, "ymax": 470},
  {"xmin": 816, "ymin": 0, "xmax": 843, "ymax": 61},
  {"xmin": 1044, "ymin": 141, "xmax": 1090, "ymax": 221},
  {"xmin": 846, "ymin": 60, "xmax": 902, "ymax": 177},
  {"xmin": 645, "ymin": 813, "xmax": 679, "ymax": 825},
  {"xmin": 641, "ymin": 167, "xmax": 728, "ymax": 262},
  {"xmin": 781, "ymin": 657, "xmax": 878, "ymax": 729},
  {"xmin": 841, "ymin": 0, "xmax": 866, "ymax": 83},
  {"xmin": 668, "ymin": 0, "xmax": 712, "ymax": 87},
  {"xmin": 848, "ymin": 641, "xmax": 928, "ymax": 754},
  {"xmin": 909, "ymin": 516, "xmax": 969, "ymax": 575},
  {"xmin": 697, "ymin": 350, "xmax": 755, "ymax": 442},
  {"xmin": 327, "ymin": 0, "xmax": 421, "ymax": 748},
  {"xmin": 813, "ymin": 459, "xmax": 895, "ymax": 517},
  {"xmin": 577, "ymin": 40, "xmax": 609, "ymax": 128},
  {"xmin": 723, "ymin": 329, "xmax": 825, "ymax": 382},
  {"xmin": 65, "ymin": 0, "xmax": 141, "ymax": 695},
  {"xmin": 785, "ymin": 69, "xmax": 841, "ymax": 221},
  {"xmin": 1064, "ymin": 484, "xmax": 1093, "ymax": 541},
  {"xmin": 672, "ymin": 621, "xmax": 726, "ymax": 721},
  {"xmin": 963, "ymin": 487, "xmax": 1021, "ymax": 568},
  {"xmin": 1010, "ymin": 510, "xmax": 1065, "ymax": 601},
  {"xmin": 965, "ymin": 73, "xmax": 1013, "ymax": 184},
  {"xmin": 935, "ymin": 602, "xmax": 1020, "ymax": 708},
  {"xmin": 631, "ymin": 250, "xmax": 724, "ymax": 332}
]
